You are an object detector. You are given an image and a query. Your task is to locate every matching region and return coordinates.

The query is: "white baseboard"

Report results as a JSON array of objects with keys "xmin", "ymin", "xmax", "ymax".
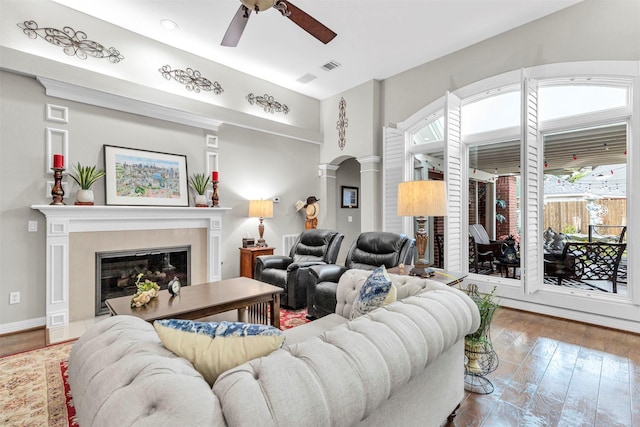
[
  {"xmin": 499, "ymin": 298, "xmax": 640, "ymax": 334},
  {"xmin": 0, "ymin": 317, "xmax": 46, "ymax": 335}
]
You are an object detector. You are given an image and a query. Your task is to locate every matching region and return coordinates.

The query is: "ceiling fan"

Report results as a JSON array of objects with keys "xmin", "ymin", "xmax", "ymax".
[{"xmin": 221, "ymin": 0, "xmax": 337, "ymax": 47}]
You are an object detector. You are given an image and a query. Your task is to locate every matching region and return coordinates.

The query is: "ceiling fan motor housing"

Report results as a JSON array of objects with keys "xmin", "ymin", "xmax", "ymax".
[{"xmin": 240, "ymin": 0, "xmax": 277, "ymax": 12}]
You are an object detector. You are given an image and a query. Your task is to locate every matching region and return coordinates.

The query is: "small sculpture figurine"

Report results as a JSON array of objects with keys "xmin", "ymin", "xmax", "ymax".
[{"xmin": 550, "ymin": 233, "xmax": 566, "ymax": 252}]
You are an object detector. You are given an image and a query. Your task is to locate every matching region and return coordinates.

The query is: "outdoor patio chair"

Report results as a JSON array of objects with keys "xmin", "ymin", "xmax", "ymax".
[
  {"xmin": 543, "ymin": 241, "xmax": 626, "ymax": 293},
  {"xmin": 469, "ymin": 224, "xmax": 504, "ymax": 258},
  {"xmin": 469, "ymin": 235, "xmax": 495, "ymax": 274},
  {"xmin": 435, "ymin": 233, "xmax": 444, "ymax": 268}
]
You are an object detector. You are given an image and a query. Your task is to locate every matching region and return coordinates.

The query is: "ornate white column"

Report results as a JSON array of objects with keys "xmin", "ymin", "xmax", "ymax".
[
  {"xmin": 318, "ymin": 164, "xmax": 339, "ymax": 230},
  {"xmin": 357, "ymin": 155, "xmax": 382, "ymax": 231}
]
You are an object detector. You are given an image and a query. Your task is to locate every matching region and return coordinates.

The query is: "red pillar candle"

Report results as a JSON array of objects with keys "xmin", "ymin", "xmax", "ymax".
[
  {"xmin": 53, "ymin": 154, "xmax": 64, "ymax": 168},
  {"xmin": 212, "ymin": 171, "xmax": 219, "ymax": 182}
]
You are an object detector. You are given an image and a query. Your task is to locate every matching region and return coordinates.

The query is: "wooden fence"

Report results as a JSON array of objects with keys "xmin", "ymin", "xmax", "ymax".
[{"xmin": 543, "ymin": 199, "xmax": 627, "ymax": 233}]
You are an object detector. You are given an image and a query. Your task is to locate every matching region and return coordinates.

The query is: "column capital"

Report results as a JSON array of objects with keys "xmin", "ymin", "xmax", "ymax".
[
  {"xmin": 356, "ymin": 155, "xmax": 382, "ymax": 165},
  {"xmin": 318, "ymin": 163, "xmax": 339, "ymax": 178}
]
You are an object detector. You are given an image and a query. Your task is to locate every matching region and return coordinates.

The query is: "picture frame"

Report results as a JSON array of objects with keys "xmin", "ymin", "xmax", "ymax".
[
  {"xmin": 341, "ymin": 186, "xmax": 359, "ymax": 208},
  {"xmin": 104, "ymin": 145, "xmax": 189, "ymax": 207}
]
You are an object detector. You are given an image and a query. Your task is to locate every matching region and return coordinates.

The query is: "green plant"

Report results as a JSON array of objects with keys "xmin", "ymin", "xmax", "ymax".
[
  {"xmin": 464, "ymin": 284, "xmax": 499, "ymax": 346},
  {"xmin": 130, "ymin": 273, "xmax": 160, "ymax": 308},
  {"xmin": 189, "ymin": 173, "xmax": 210, "ymax": 195},
  {"xmin": 561, "ymin": 225, "xmax": 577, "ymax": 234},
  {"xmin": 69, "ymin": 162, "xmax": 106, "ymax": 190}
]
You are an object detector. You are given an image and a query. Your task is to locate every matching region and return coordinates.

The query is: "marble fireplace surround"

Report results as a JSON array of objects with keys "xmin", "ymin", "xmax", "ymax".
[{"xmin": 32, "ymin": 205, "xmax": 230, "ymax": 328}]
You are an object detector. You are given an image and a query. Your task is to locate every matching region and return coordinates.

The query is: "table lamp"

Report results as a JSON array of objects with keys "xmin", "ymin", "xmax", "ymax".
[
  {"xmin": 397, "ymin": 180, "xmax": 448, "ymax": 277},
  {"xmin": 248, "ymin": 199, "xmax": 274, "ymax": 247}
]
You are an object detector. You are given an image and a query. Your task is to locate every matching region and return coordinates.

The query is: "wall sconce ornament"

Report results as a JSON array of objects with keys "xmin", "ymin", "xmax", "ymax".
[
  {"xmin": 159, "ymin": 65, "xmax": 224, "ymax": 94},
  {"xmin": 337, "ymin": 97, "xmax": 348, "ymax": 150},
  {"xmin": 17, "ymin": 21, "xmax": 124, "ymax": 63},
  {"xmin": 246, "ymin": 93, "xmax": 289, "ymax": 114}
]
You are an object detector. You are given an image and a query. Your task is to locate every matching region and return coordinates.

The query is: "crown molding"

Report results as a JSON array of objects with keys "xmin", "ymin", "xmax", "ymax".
[{"xmin": 37, "ymin": 77, "xmax": 223, "ymax": 131}]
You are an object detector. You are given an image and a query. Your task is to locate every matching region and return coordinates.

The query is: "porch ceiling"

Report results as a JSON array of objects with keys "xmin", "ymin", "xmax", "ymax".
[{"xmin": 467, "ymin": 123, "xmax": 627, "ymax": 176}]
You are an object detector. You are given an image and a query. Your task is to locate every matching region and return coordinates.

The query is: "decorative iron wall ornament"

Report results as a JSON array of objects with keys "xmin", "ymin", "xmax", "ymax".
[
  {"xmin": 158, "ymin": 65, "xmax": 223, "ymax": 94},
  {"xmin": 246, "ymin": 93, "xmax": 289, "ymax": 115},
  {"xmin": 17, "ymin": 21, "xmax": 124, "ymax": 63},
  {"xmin": 337, "ymin": 97, "xmax": 348, "ymax": 150}
]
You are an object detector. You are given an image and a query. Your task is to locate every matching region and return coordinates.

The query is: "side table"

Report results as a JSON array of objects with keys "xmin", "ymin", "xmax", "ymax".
[
  {"xmin": 387, "ymin": 266, "xmax": 467, "ymax": 287},
  {"xmin": 240, "ymin": 246, "xmax": 275, "ymax": 279}
]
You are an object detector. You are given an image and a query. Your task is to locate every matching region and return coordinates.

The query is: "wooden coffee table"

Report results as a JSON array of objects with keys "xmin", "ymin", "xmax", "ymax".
[{"xmin": 105, "ymin": 277, "xmax": 283, "ymax": 329}]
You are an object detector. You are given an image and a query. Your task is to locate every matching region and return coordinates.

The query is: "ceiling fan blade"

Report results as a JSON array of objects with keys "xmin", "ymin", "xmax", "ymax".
[
  {"xmin": 221, "ymin": 5, "xmax": 252, "ymax": 47},
  {"xmin": 280, "ymin": 1, "xmax": 337, "ymax": 44}
]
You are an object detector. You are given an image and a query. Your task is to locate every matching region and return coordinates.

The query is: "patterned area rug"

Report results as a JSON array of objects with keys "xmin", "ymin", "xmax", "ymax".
[
  {"xmin": 280, "ymin": 307, "xmax": 310, "ymax": 330},
  {"xmin": 0, "ymin": 341, "xmax": 78, "ymax": 427},
  {"xmin": 0, "ymin": 308, "xmax": 309, "ymax": 426}
]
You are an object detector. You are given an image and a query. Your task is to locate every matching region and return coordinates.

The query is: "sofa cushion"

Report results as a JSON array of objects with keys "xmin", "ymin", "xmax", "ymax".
[
  {"xmin": 350, "ymin": 265, "xmax": 393, "ymax": 319},
  {"xmin": 283, "ymin": 313, "xmax": 349, "ymax": 345},
  {"xmin": 154, "ymin": 319, "xmax": 284, "ymax": 386}
]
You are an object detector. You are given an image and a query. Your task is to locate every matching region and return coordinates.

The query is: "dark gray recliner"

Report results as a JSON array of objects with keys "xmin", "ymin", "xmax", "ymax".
[
  {"xmin": 306, "ymin": 231, "xmax": 415, "ymax": 319},
  {"xmin": 254, "ymin": 229, "xmax": 344, "ymax": 309}
]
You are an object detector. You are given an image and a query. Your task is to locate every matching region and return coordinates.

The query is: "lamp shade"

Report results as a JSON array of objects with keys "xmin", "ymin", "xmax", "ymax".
[
  {"xmin": 248, "ymin": 199, "xmax": 274, "ymax": 218},
  {"xmin": 397, "ymin": 180, "xmax": 448, "ymax": 217}
]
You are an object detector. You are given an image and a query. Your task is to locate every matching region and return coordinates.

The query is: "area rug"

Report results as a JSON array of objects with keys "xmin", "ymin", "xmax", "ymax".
[
  {"xmin": 279, "ymin": 307, "xmax": 310, "ymax": 330},
  {"xmin": 0, "ymin": 308, "xmax": 308, "ymax": 426},
  {"xmin": 0, "ymin": 340, "xmax": 78, "ymax": 427}
]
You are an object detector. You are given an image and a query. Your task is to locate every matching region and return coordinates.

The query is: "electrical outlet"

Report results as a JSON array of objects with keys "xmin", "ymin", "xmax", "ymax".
[
  {"xmin": 9, "ymin": 292, "xmax": 20, "ymax": 304},
  {"xmin": 28, "ymin": 221, "xmax": 38, "ymax": 232}
]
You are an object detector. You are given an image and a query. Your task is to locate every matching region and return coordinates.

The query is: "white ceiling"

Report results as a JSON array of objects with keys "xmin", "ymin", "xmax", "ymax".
[{"xmin": 51, "ymin": 0, "xmax": 582, "ymax": 100}]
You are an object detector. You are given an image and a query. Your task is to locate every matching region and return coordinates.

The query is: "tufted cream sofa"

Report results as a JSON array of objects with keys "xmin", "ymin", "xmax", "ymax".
[{"xmin": 68, "ymin": 269, "xmax": 479, "ymax": 426}]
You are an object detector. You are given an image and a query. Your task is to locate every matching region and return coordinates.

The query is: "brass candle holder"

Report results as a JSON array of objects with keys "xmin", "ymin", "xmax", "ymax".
[
  {"xmin": 50, "ymin": 167, "xmax": 65, "ymax": 205},
  {"xmin": 211, "ymin": 180, "xmax": 219, "ymax": 207}
]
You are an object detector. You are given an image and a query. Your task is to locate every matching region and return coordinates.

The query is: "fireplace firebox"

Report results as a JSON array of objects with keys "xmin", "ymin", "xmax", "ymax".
[{"xmin": 96, "ymin": 246, "xmax": 190, "ymax": 315}]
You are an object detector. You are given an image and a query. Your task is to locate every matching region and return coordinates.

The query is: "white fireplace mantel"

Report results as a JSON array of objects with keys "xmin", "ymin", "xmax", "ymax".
[{"xmin": 32, "ymin": 205, "xmax": 230, "ymax": 328}]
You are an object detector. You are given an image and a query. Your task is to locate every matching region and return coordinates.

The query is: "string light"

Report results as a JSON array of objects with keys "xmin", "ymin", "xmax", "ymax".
[
  {"xmin": 572, "ymin": 153, "xmax": 577, "ymax": 161},
  {"xmin": 604, "ymin": 143, "xmax": 609, "ymax": 151},
  {"xmin": 544, "ymin": 160, "xmax": 548, "ymax": 168}
]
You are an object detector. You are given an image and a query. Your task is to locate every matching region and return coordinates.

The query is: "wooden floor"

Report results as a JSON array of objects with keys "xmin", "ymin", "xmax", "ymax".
[
  {"xmin": 0, "ymin": 327, "xmax": 46, "ymax": 357},
  {"xmin": 449, "ymin": 308, "xmax": 640, "ymax": 426},
  {"xmin": 1, "ymin": 308, "xmax": 639, "ymax": 426}
]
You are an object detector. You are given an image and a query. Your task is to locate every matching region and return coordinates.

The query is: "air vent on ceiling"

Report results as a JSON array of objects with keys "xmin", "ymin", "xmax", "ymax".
[
  {"xmin": 321, "ymin": 60, "xmax": 341, "ymax": 71},
  {"xmin": 296, "ymin": 73, "xmax": 317, "ymax": 84}
]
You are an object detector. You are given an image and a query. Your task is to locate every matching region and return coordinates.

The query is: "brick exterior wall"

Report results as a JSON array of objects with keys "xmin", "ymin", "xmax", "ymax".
[{"xmin": 496, "ymin": 176, "xmax": 518, "ymax": 237}]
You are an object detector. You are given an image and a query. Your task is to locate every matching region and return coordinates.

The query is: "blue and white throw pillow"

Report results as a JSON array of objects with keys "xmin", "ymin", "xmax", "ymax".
[
  {"xmin": 154, "ymin": 319, "xmax": 284, "ymax": 385},
  {"xmin": 350, "ymin": 265, "xmax": 394, "ymax": 319}
]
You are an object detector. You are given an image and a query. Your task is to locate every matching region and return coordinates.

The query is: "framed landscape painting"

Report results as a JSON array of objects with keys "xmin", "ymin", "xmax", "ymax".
[{"xmin": 104, "ymin": 145, "xmax": 189, "ymax": 206}]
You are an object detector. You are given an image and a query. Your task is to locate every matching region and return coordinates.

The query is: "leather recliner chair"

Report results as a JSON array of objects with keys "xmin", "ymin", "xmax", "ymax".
[
  {"xmin": 254, "ymin": 229, "xmax": 344, "ymax": 309},
  {"xmin": 306, "ymin": 231, "xmax": 414, "ymax": 319}
]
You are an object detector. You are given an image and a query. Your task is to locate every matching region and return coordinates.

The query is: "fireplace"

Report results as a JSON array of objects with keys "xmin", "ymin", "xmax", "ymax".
[
  {"xmin": 32, "ymin": 205, "xmax": 229, "ymax": 328},
  {"xmin": 96, "ymin": 246, "xmax": 191, "ymax": 315}
]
